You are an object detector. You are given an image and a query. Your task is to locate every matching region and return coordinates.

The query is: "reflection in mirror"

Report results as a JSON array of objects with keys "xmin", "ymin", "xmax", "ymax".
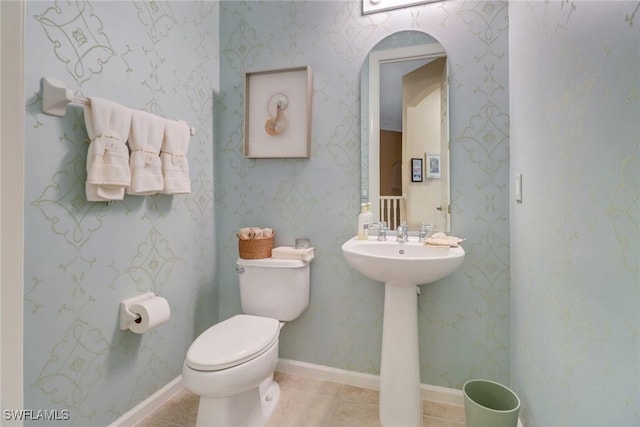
[{"xmin": 361, "ymin": 31, "xmax": 450, "ymax": 232}]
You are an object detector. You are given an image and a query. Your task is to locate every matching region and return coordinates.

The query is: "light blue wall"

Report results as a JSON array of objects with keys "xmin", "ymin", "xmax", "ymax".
[
  {"xmin": 510, "ymin": 2, "xmax": 640, "ymax": 425},
  {"xmin": 23, "ymin": 1, "xmax": 218, "ymax": 425},
  {"xmin": 218, "ymin": 1, "xmax": 510, "ymax": 387},
  {"xmin": 26, "ymin": 2, "xmax": 640, "ymax": 425}
]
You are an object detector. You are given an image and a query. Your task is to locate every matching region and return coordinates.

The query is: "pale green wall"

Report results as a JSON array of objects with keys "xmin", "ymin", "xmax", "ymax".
[
  {"xmin": 510, "ymin": 2, "xmax": 640, "ymax": 425},
  {"xmin": 218, "ymin": 0, "xmax": 511, "ymax": 387},
  {"xmin": 23, "ymin": 1, "xmax": 218, "ymax": 425}
]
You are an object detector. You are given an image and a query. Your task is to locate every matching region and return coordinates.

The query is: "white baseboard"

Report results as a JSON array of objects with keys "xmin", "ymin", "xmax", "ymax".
[
  {"xmin": 109, "ymin": 376, "xmax": 183, "ymax": 427},
  {"xmin": 111, "ymin": 360, "xmax": 524, "ymax": 427},
  {"xmin": 277, "ymin": 358, "xmax": 525, "ymax": 427},
  {"xmin": 276, "ymin": 358, "xmax": 463, "ymax": 406}
]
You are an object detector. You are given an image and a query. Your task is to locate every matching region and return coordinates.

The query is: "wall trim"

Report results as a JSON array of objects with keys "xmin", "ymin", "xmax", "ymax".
[
  {"xmin": 1, "ymin": 0, "xmax": 25, "ymax": 423},
  {"xmin": 108, "ymin": 376, "xmax": 183, "ymax": 427},
  {"xmin": 277, "ymin": 358, "xmax": 464, "ymax": 406},
  {"xmin": 277, "ymin": 359, "xmax": 523, "ymax": 426},
  {"xmin": 111, "ymin": 360, "xmax": 524, "ymax": 427}
]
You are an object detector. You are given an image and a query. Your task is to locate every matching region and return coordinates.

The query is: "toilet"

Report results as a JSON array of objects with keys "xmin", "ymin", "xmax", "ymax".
[{"xmin": 182, "ymin": 257, "xmax": 312, "ymax": 427}]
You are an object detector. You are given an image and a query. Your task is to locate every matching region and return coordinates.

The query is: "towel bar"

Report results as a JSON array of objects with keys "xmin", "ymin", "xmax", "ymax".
[{"xmin": 41, "ymin": 77, "xmax": 197, "ymax": 136}]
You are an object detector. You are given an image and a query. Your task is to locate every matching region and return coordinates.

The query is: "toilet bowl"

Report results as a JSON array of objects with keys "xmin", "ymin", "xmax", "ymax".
[
  {"xmin": 182, "ymin": 257, "xmax": 311, "ymax": 427},
  {"xmin": 182, "ymin": 315, "xmax": 281, "ymax": 427}
]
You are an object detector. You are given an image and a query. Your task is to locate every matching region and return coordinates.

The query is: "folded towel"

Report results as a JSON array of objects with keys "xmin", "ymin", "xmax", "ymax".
[
  {"xmin": 160, "ymin": 119, "xmax": 191, "ymax": 195},
  {"xmin": 424, "ymin": 232, "xmax": 464, "ymax": 248},
  {"xmin": 83, "ymin": 97, "xmax": 132, "ymax": 201},
  {"xmin": 126, "ymin": 110, "xmax": 164, "ymax": 195},
  {"xmin": 272, "ymin": 246, "xmax": 315, "ymax": 262}
]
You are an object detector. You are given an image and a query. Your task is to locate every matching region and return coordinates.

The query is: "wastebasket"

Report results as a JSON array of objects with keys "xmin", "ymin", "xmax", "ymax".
[{"xmin": 463, "ymin": 379, "xmax": 520, "ymax": 427}]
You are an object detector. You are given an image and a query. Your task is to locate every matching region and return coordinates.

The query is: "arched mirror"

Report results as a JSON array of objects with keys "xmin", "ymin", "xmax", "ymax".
[{"xmin": 361, "ymin": 31, "xmax": 450, "ymax": 232}]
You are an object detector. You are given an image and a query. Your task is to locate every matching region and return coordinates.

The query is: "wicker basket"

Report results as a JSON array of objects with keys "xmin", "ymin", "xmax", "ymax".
[{"xmin": 238, "ymin": 235, "xmax": 274, "ymax": 259}]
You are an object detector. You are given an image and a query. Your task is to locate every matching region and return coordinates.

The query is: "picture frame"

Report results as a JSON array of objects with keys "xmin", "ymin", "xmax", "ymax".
[
  {"xmin": 411, "ymin": 157, "xmax": 423, "ymax": 182},
  {"xmin": 244, "ymin": 66, "xmax": 313, "ymax": 158},
  {"xmin": 362, "ymin": 0, "xmax": 440, "ymax": 15},
  {"xmin": 426, "ymin": 153, "xmax": 441, "ymax": 179}
]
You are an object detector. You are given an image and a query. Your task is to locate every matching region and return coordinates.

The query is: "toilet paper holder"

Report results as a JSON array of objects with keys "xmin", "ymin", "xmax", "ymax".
[{"xmin": 119, "ymin": 292, "xmax": 154, "ymax": 331}]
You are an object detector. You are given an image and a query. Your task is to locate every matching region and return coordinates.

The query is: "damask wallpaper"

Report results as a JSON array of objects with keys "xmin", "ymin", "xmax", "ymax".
[
  {"xmin": 22, "ymin": 1, "xmax": 638, "ymax": 425},
  {"xmin": 217, "ymin": 0, "xmax": 510, "ymax": 388},
  {"xmin": 510, "ymin": 2, "xmax": 640, "ymax": 425},
  {"xmin": 24, "ymin": 1, "xmax": 218, "ymax": 425}
]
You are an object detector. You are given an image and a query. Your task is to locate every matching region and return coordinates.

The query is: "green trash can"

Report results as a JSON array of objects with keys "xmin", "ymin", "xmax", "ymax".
[{"xmin": 463, "ymin": 379, "xmax": 520, "ymax": 427}]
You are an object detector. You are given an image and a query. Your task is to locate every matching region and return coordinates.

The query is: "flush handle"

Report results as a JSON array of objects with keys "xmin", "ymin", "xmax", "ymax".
[{"xmin": 235, "ymin": 266, "xmax": 245, "ymax": 274}]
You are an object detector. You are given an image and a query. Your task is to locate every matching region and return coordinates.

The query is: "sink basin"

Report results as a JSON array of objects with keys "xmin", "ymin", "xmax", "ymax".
[
  {"xmin": 341, "ymin": 237, "xmax": 464, "ymax": 285},
  {"xmin": 342, "ymin": 236, "xmax": 465, "ymax": 426}
]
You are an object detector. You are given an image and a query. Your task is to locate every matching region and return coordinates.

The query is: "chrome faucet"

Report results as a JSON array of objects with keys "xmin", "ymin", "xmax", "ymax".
[
  {"xmin": 418, "ymin": 223, "xmax": 437, "ymax": 242},
  {"xmin": 396, "ymin": 221, "xmax": 409, "ymax": 243},
  {"xmin": 368, "ymin": 222, "xmax": 388, "ymax": 241}
]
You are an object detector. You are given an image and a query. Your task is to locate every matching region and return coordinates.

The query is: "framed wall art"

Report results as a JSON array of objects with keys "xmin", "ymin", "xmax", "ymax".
[
  {"xmin": 244, "ymin": 66, "xmax": 312, "ymax": 158},
  {"xmin": 411, "ymin": 157, "xmax": 423, "ymax": 182},
  {"xmin": 426, "ymin": 153, "xmax": 441, "ymax": 179},
  {"xmin": 362, "ymin": 0, "xmax": 440, "ymax": 15}
]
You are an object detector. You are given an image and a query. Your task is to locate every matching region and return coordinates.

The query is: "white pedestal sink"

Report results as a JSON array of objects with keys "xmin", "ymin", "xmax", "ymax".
[{"xmin": 341, "ymin": 237, "xmax": 465, "ymax": 427}]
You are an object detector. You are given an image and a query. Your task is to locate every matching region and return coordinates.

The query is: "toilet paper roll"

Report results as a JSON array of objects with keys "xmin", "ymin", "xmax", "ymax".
[{"xmin": 129, "ymin": 296, "xmax": 170, "ymax": 334}]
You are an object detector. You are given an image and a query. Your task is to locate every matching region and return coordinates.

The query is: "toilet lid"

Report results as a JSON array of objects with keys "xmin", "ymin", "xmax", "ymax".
[{"xmin": 186, "ymin": 314, "xmax": 279, "ymax": 371}]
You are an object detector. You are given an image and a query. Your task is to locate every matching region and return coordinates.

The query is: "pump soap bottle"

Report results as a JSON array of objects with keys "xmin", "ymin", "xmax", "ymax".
[{"xmin": 358, "ymin": 203, "xmax": 373, "ymax": 240}]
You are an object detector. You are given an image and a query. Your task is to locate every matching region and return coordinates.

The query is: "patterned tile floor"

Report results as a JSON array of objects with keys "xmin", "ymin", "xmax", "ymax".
[{"xmin": 136, "ymin": 372, "xmax": 465, "ymax": 427}]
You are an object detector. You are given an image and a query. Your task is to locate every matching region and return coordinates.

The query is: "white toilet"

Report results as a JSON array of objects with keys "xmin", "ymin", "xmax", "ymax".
[{"xmin": 182, "ymin": 257, "xmax": 311, "ymax": 427}]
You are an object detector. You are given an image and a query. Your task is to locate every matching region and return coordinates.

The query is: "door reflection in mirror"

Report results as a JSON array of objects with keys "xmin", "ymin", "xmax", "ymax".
[{"xmin": 362, "ymin": 31, "xmax": 450, "ymax": 232}]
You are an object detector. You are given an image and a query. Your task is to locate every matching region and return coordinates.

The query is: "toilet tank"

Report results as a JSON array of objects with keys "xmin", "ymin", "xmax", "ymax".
[{"xmin": 236, "ymin": 257, "xmax": 310, "ymax": 321}]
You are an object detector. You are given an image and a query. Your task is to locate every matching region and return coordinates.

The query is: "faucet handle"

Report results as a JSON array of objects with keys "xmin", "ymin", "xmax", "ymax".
[
  {"xmin": 372, "ymin": 221, "xmax": 387, "ymax": 241},
  {"xmin": 418, "ymin": 223, "xmax": 437, "ymax": 241}
]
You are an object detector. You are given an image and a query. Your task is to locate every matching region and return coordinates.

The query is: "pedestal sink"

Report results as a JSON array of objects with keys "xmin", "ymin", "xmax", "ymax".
[{"xmin": 341, "ymin": 237, "xmax": 465, "ymax": 427}]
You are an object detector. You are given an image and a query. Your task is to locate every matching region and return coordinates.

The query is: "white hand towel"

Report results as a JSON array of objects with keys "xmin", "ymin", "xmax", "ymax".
[
  {"xmin": 127, "ymin": 110, "xmax": 164, "ymax": 195},
  {"xmin": 160, "ymin": 119, "xmax": 191, "ymax": 195},
  {"xmin": 84, "ymin": 97, "xmax": 132, "ymax": 201},
  {"xmin": 424, "ymin": 232, "xmax": 464, "ymax": 248}
]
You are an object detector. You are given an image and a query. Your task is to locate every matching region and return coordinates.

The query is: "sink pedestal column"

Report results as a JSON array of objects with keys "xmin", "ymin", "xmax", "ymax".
[{"xmin": 379, "ymin": 282, "xmax": 421, "ymax": 427}]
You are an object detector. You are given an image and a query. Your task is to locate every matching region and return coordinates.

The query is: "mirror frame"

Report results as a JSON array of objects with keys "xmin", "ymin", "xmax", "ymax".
[{"xmin": 367, "ymin": 41, "xmax": 450, "ymax": 231}]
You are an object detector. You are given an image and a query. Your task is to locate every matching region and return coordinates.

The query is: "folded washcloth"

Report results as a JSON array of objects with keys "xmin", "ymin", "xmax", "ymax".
[
  {"xmin": 424, "ymin": 232, "xmax": 464, "ymax": 248},
  {"xmin": 160, "ymin": 119, "xmax": 191, "ymax": 195},
  {"xmin": 84, "ymin": 97, "xmax": 132, "ymax": 201},
  {"xmin": 126, "ymin": 110, "xmax": 165, "ymax": 195},
  {"xmin": 272, "ymin": 246, "xmax": 315, "ymax": 262}
]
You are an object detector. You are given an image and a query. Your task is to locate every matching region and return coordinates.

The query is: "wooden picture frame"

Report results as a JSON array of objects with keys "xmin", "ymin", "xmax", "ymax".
[{"xmin": 244, "ymin": 66, "xmax": 313, "ymax": 158}]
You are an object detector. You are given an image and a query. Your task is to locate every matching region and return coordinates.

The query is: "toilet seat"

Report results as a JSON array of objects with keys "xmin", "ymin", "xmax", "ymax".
[{"xmin": 186, "ymin": 314, "xmax": 279, "ymax": 371}]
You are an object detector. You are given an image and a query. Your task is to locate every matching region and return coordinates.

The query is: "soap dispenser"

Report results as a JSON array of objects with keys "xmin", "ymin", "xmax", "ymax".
[{"xmin": 358, "ymin": 203, "xmax": 373, "ymax": 240}]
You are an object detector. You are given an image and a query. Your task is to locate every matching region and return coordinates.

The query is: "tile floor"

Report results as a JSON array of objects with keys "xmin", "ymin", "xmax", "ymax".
[{"xmin": 136, "ymin": 372, "xmax": 465, "ymax": 427}]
